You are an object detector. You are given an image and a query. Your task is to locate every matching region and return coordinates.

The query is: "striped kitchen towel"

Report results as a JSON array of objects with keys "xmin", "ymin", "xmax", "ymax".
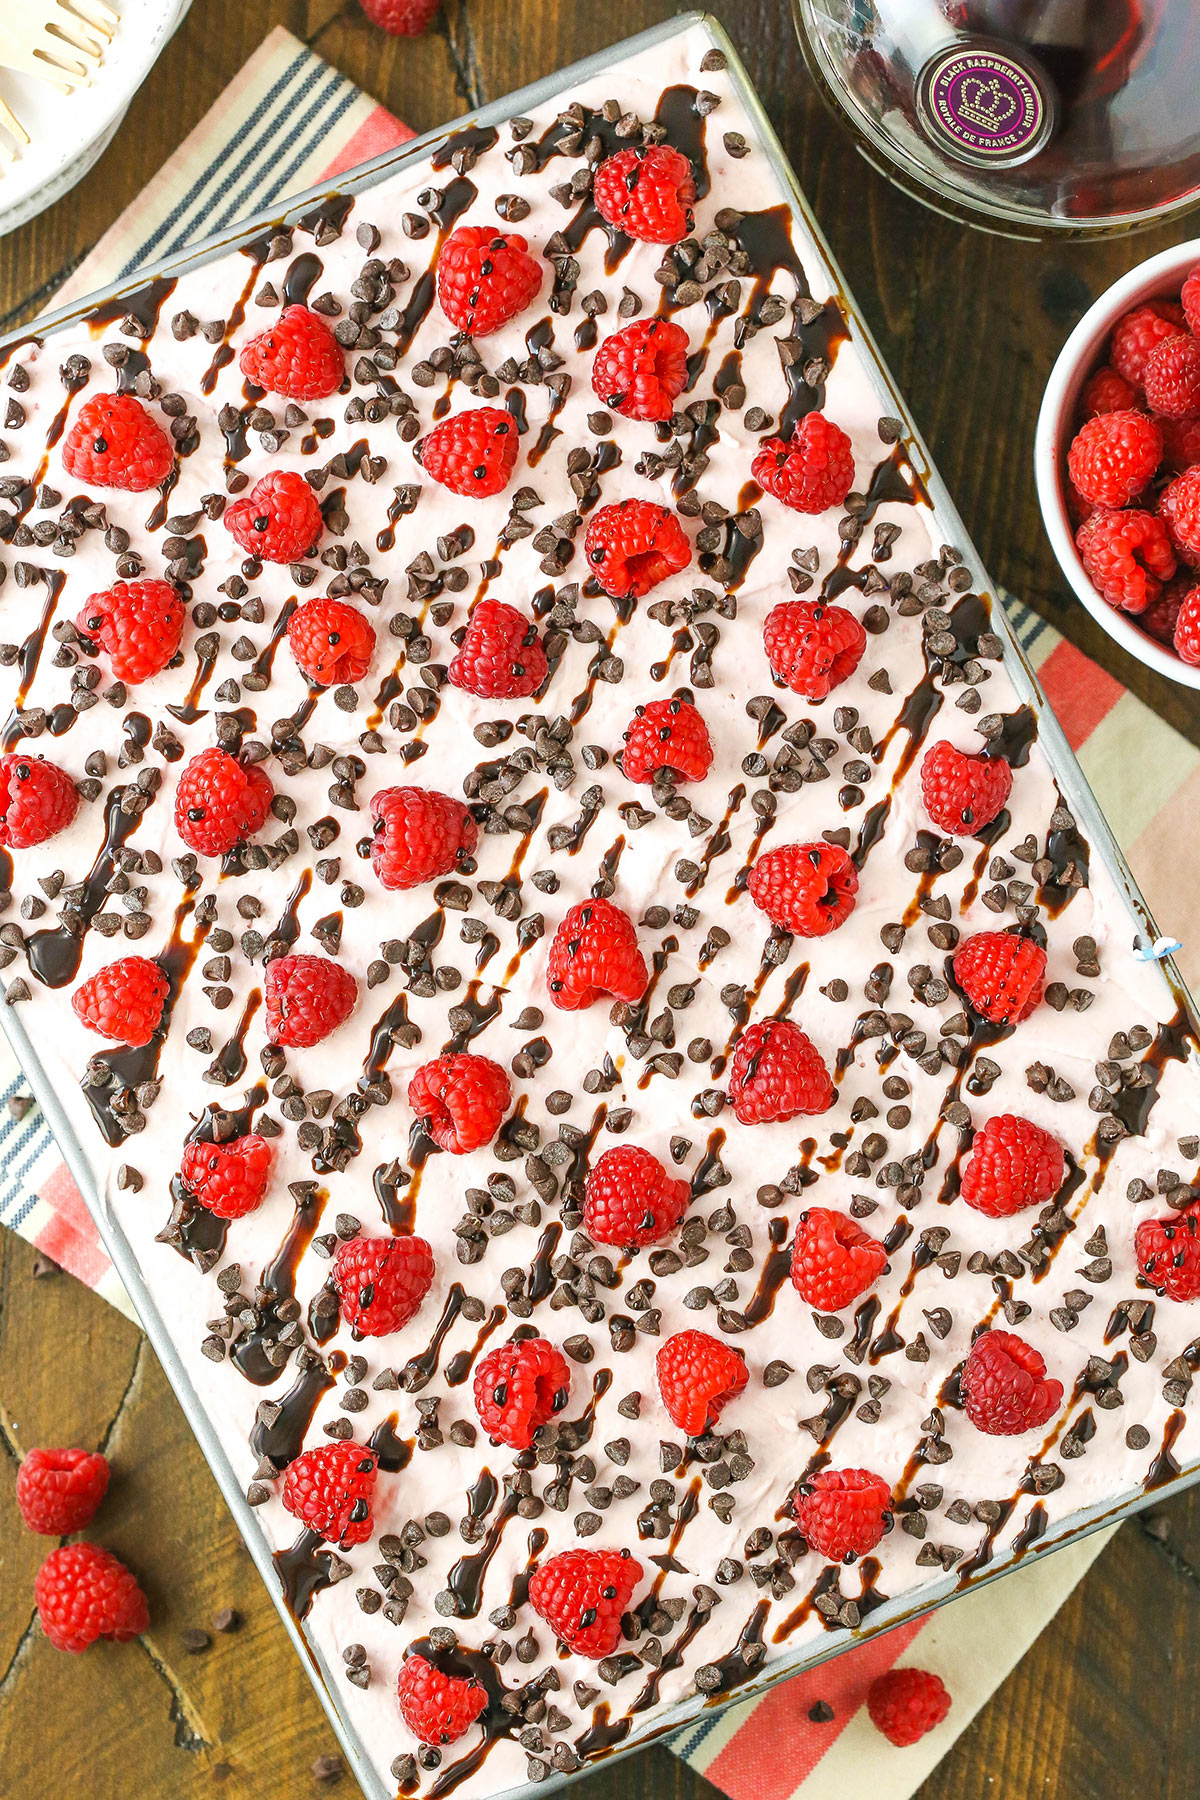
[{"xmin": 0, "ymin": 25, "xmax": 1190, "ymax": 1800}]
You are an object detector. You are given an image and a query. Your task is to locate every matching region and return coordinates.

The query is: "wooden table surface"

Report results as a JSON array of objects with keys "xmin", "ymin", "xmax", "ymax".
[{"xmin": 2, "ymin": 3, "xmax": 1199, "ymax": 1797}]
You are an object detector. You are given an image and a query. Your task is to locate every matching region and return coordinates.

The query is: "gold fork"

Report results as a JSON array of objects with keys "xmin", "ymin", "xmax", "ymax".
[
  {"xmin": 0, "ymin": 93, "xmax": 32, "ymax": 166},
  {"xmin": 0, "ymin": 0, "xmax": 120, "ymax": 93}
]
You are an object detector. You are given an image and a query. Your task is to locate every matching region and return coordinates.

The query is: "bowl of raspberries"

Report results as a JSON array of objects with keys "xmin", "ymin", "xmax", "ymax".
[{"xmin": 1036, "ymin": 239, "xmax": 1200, "ymax": 689}]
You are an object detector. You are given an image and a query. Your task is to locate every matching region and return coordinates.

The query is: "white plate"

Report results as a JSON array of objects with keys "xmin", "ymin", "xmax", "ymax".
[{"xmin": 0, "ymin": 0, "xmax": 192, "ymax": 237}]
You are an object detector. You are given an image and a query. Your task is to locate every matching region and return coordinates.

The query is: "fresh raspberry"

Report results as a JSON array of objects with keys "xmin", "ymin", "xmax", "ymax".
[
  {"xmin": 621, "ymin": 696, "xmax": 712, "ymax": 784},
  {"xmin": 287, "ymin": 596, "xmax": 376, "ymax": 686},
  {"xmin": 1144, "ymin": 333, "xmax": 1200, "ymax": 419},
  {"xmin": 794, "ymin": 1468, "xmax": 891, "ymax": 1562},
  {"xmin": 332, "ymin": 1235, "xmax": 436, "ymax": 1335},
  {"xmin": 656, "ymin": 1329, "xmax": 747, "ymax": 1436},
  {"xmin": 35, "ymin": 1543, "xmax": 148, "ymax": 1653},
  {"xmin": 762, "ymin": 599, "xmax": 867, "ymax": 700},
  {"xmin": 61, "ymin": 394, "xmax": 173, "ymax": 492},
  {"xmin": 584, "ymin": 499, "xmax": 692, "ymax": 600},
  {"xmin": 591, "ymin": 318, "xmax": 690, "ymax": 421},
  {"xmin": 264, "ymin": 954, "xmax": 357, "ymax": 1048},
  {"xmin": 952, "ymin": 932, "xmax": 1046, "ymax": 1025},
  {"xmin": 239, "ymin": 305, "xmax": 344, "ymax": 400},
  {"xmin": 961, "ymin": 1329, "xmax": 1063, "ymax": 1435},
  {"xmin": 1080, "ymin": 366, "xmax": 1138, "ymax": 417},
  {"xmin": 407, "ymin": 1053, "xmax": 511, "ymax": 1153},
  {"xmin": 1110, "ymin": 300, "xmax": 1186, "ymax": 386},
  {"xmin": 76, "ymin": 578, "xmax": 185, "ymax": 684},
  {"xmin": 473, "ymin": 1336, "xmax": 571, "ymax": 1450},
  {"xmin": 1076, "ymin": 508, "xmax": 1176, "ymax": 611},
  {"xmin": 397, "ymin": 1651, "xmax": 487, "ymax": 1746},
  {"xmin": 281, "ymin": 1442, "xmax": 378, "ymax": 1547},
  {"xmin": 0, "ymin": 754, "xmax": 77, "ymax": 848},
  {"xmin": 960, "ymin": 1115, "xmax": 1064, "ymax": 1217},
  {"xmin": 746, "ymin": 842, "xmax": 858, "ymax": 936},
  {"xmin": 174, "ymin": 746, "xmax": 273, "ymax": 857},
  {"xmin": 16, "ymin": 1447, "xmax": 109, "ymax": 1535},
  {"xmin": 1065, "ymin": 410, "xmax": 1162, "ymax": 508},
  {"xmin": 1139, "ymin": 576, "xmax": 1188, "ymax": 647},
  {"xmin": 179, "ymin": 1134, "xmax": 272, "ymax": 1220},
  {"xmin": 225, "ymin": 469, "xmax": 324, "ymax": 563},
  {"xmin": 1135, "ymin": 1206, "xmax": 1200, "ymax": 1301},
  {"xmin": 528, "ymin": 1548, "xmax": 643, "ymax": 1659},
  {"xmin": 867, "ymin": 1668, "xmax": 951, "ymax": 1746},
  {"xmin": 72, "ymin": 957, "xmax": 168, "ymax": 1048},
  {"xmin": 447, "ymin": 598, "xmax": 548, "ymax": 699},
  {"xmin": 1184, "ymin": 265, "xmax": 1200, "ymax": 336},
  {"xmin": 919, "ymin": 740, "xmax": 1013, "ymax": 836},
  {"xmin": 790, "ymin": 1208, "xmax": 887, "ymax": 1312},
  {"xmin": 1175, "ymin": 583, "xmax": 1200, "ymax": 663},
  {"xmin": 583, "ymin": 1144, "xmax": 691, "ymax": 1248},
  {"xmin": 545, "ymin": 898, "xmax": 647, "ymax": 1011},
  {"xmin": 370, "ymin": 786, "xmax": 478, "ymax": 890},
  {"xmin": 1156, "ymin": 413, "xmax": 1200, "ymax": 472},
  {"xmin": 752, "ymin": 415, "xmax": 855, "ymax": 515},
  {"xmin": 727, "ymin": 1019, "xmax": 835, "ymax": 1123},
  {"xmin": 1159, "ymin": 465, "xmax": 1200, "ymax": 565},
  {"xmin": 592, "ymin": 146, "xmax": 696, "ymax": 244},
  {"xmin": 436, "ymin": 224, "xmax": 542, "ymax": 336},
  {"xmin": 419, "ymin": 407, "xmax": 520, "ymax": 498}
]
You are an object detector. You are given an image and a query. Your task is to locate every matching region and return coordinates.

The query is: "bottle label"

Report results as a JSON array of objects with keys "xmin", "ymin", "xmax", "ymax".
[{"xmin": 916, "ymin": 44, "xmax": 1055, "ymax": 169}]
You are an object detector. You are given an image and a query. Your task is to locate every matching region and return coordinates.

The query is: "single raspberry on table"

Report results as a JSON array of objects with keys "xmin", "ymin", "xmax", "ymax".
[
  {"xmin": 727, "ymin": 1019, "xmax": 835, "ymax": 1123},
  {"xmin": 397, "ymin": 1651, "xmax": 487, "ymax": 1746},
  {"xmin": 959, "ymin": 1114, "xmax": 1064, "ymax": 1217},
  {"xmin": 763, "ymin": 599, "xmax": 866, "ymax": 700},
  {"xmin": 1065, "ymin": 410, "xmax": 1162, "ymax": 509},
  {"xmin": 919, "ymin": 740, "xmax": 1013, "ymax": 836},
  {"xmin": 76, "ymin": 577, "xmax": 185, "ymax": 684},
  {"xmin": 584, "ymin": 499, "xmax": 692, "ymax": 601},
  {"xmin": 752, "ymin": 414, "xmax": 855, "ymax": 514},
  {"xmin": 1159, "ymin": 465, "xmax": 1200, "ymax": 564},
  {"xmin": 179, "ymin": 1133, "xmax": 272, "ymax": 1220},
  {"xmin": 174, "ymin": 746, "xmax": 273, "ymax": 857},
  {"xmin": 746, "ymin": 841, "xmax": 858, "ymax": 936},
  {"xmin": 1184, "ymin": 265, "xmax": 1200, "ymax": 336},
  {"xmin": 288, "ymin": 596, "xmax": 376, "ymax": 686},
  {"xmin": 1144, "ymin": 332, "xmax": 1200, "ymax": 419},
  {"xmin": 791, "ymin": 1207, "xmax": 887, "ymax": 1313},
  {"xmin": 621, "ymin": 696, "xmax": 712, "ymax": 784},
  {"xmin": 72, "ymin": 956, "xmax": 168, "ymax": 1047},
  {"xmin": 474, "ymin": 1336, "xmax": 571, "ymax": 1450},
  {"xmin": 1155, "ymin": 413, "xmax": 1200, "ymax": 472},
  {"xmin": 447, "ymin": 598, "xmax": 548, "ymax": 699},
  {"xmin": 16, "ymin": 1447, "xmax": 109, "ymax": 1536},
  {"xmin": 238, "ymin": 305, "xmax": 344, "ymax": 400},
  {"xmin": 528, "ymin": 1548, "xmax": 644, "ymax": 1659},
  {"xmin": 1109, "ymin": 300, "xmax": 1186, "ymax": 386},
  {"xmin": 61, "ymin": 394, "xmax": 174, "ymax": 492},
  {"xmin": 370, "ymin": 786, "xmax": 478, "ymax": 890},
  {"xmin": 264, "ymin": 954, "xmax": 357, "ymax": 1048},
  {"xmin": 592, "ymin": 146, "xmax": 696, "ymax": 244},
  {"xmin": 794, "ymin": 1468, "xmax": 891, "ymax": 1562},
  {"xmin": 1135, "ymin": 1206, "xmax": 1200, "ymax": 1301},
  {"xmin": 656, "ymin": 1329, "xmax": 748, "ymax": 1436},
  {"xmin": 1080, "ymin": 365, "xmax": 1138, "ymax": 417},
  {"xmin": 407, "ymin": 1052, "xmax": 511, "ymax": 1153},
  {"xmin": 1139, "ymin": 576, "xmax": 1188, "ymax": 647},
  {"xmin": 591, "ymin": 318, "xmax": 690, "ymax": 421},
  {"xmin": 961, "ymin": 1329, "xmax": 1063, "ymax": 1435},
  {"xmin": 332, "ymin": 1235, "xmax": 435, "ymax": 1335},
  {"xmin": 0, "ymin": 754, "xmax": 77, "ymax": 848},
  {"xmin": 1175, "ymin": 582, "xmax": 1200, "ymax": 663},
  {"xmin": 225, "ymin": 469, "xmax": 324, "ymax": 563},
  {"xmin": 35, "ymin": 1543, "xmax": 148, "ymax": 1653},
  {"xmin": 953, "ymin": 932, "xmax": 1046, "ymax": 1025},
  {"xmin": 867, "ymin": 1668, "xmax": 951, "ymax": 1746},
  {"xmin": 436, "ymin": 224, "xmax": 542, "ymax": 335},
  {"xmin": 1076, "ymin": 508, "xmax": 1176, "ymax": 611},
  {"xmin": 419, "ymin": 407, "xmax": 520, "ymax": 498},
  {"xmin": 282, "ymin": 1442, "xmax": 378, "ymax": 1546},
  {"xmin": 545, "ymin": 897, "xmax": 647, "ymax": 1010},
  {"xmin": 582, "ymin": 1144, "xmax": 691, "ymax": 1248}
]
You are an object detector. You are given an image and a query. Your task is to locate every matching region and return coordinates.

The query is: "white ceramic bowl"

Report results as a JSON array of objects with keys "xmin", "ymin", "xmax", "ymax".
[
  {"xmin": 0, "ymin": 0, "xmax": 192, "ymax": 238},
  {"xmin": 1034, "ymin": 237, "xmax": 1200, "ymax": 693}
]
